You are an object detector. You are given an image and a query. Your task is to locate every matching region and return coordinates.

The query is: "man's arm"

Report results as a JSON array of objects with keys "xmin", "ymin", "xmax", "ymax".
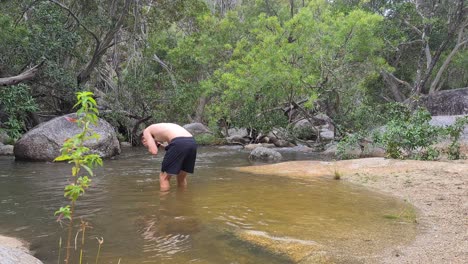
[{"xmin": 143, "ymin": 127, "xmax": 158, "ymax": 155}]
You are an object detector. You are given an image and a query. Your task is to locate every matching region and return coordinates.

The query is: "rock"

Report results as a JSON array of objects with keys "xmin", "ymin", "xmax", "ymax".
[
  {"xmin": 0, "ymin": 247, "xmax": 43, "ymax": 264},
  {"xmin": 323, "ymin": 142, "xmax": 361, "ymax": 158},
  {"xmin": 271, "ymin": 138, "xmax": 295, "ymax": 148},
  {"xmin": 249, "ymin": 147, "xmax": 282, "ymax": 161},
  {"xmin": 362, "ymin": 145, "xmax": 386, "ymax": 158},
  {"xmin": 226, "ymin": 135, "xmax": 250, "ymax": 145},
  {"xmin": 0, "ymin": 130, "xmax": 10, "ymax": 144},
  {"xmin": 319, "ymin": 126, "xmax": 334, "ymax": 141},
  {"xmin": 258, "ymin": 136, "xmax": 270, "ymax": 143},
  {"xmin": 244, "ymin": 143, "xmax": 275, "ymax": 150},
  {"xmin": 14, "ymin": 113, "xmax": 121, "ymax": 161},
  {"xmin": 120, "ymin": 142, "xmax": 132, "ymax": 148},
  {"xmin": 430, "ymin": 115, "xmax": 468, "ymax": 139},
  {"xmin": 234, "ymin": 230, "xmax": 325, "ymax": 263},
  {"xmin": 268, "ymin": 127, "xmax": 290, "ymax": 139},
  {"xmin": 418, "ymin": 87, "xmax": 468, "ymax": 115},
  {"xmin": 183, "ymin": 123, "xmax": 212, "ymax": 136},
  {"xmin": 0, "ymin": 144, "xmax": 14, "ymax": 156},
  {"xmin": 293, "ymin": 119, "xmax": 318, "ymax": 140},
  {"xmin": 0, "ymin": 235, "xmax": 43, "ymax": 264},
  {"xmin": 227, "ymin": 128, "xmax": 248, "ymax": 138}
]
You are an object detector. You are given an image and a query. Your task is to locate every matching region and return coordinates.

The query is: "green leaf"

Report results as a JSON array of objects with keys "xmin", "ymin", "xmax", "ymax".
[
  {"xmin": 81, "ymin": 165, "xmax": 93, "ymax": 177},
  {"xmin": 54, "ymin": 155, "xmax": 72, "ymax": 162}
]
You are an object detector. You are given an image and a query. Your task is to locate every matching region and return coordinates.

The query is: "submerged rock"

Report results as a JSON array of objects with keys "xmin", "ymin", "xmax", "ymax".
[{"xmin": 234, "ymin": 230, "xmax": 329, "ymax": 263}]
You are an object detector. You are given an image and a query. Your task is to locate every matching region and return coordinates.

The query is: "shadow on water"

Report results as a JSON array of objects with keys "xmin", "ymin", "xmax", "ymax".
[{"xmin": 0, "ymin": 146, "xmax": 417, "ymax": 263}]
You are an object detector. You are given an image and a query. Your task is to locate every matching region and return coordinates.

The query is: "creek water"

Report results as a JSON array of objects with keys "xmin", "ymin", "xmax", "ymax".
[{"xmin": 0, "ymin": 146, "xmax": 417, "ymax": 263}]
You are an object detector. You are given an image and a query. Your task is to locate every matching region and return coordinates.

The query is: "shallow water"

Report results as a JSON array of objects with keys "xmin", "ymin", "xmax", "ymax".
[{"xmin": 0, "ymin": 146, "xmax": 417, "ymax": 263}]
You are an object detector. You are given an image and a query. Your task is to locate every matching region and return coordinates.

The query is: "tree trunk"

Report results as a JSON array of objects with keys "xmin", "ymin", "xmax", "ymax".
[{"xmin": 193, "ymin": 95, "xmax": 208, "ymax": 123}]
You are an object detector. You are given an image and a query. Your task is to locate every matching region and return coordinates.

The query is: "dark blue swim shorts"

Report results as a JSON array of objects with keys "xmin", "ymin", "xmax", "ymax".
[{"xmin": 161, "ymin": 137, "xmax": 197, "ymax": 175}]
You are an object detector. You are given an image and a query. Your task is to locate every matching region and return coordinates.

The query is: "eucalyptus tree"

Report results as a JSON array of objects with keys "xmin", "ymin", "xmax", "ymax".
[{"xmin": 376, "ymin": 0, "xmax": 467, "ymax": 100}]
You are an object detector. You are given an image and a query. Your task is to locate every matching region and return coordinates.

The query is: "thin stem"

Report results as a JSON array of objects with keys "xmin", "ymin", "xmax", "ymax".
[
  {"xmin": 64, "ymin": 201, "xmax": 75, "ymax": 264},
  {"xmin": 57, "ymin": 237, "xmax": 62, "ymax": 264},
  {"xmin": 80, "ymin": 222, "xmax": 86, "ymax": 264}
]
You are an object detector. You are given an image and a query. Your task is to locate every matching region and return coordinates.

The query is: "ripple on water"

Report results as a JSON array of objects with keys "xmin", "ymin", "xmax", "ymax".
[{"xmin": 139, "ymin": 217, "xmax": 194, "ymax": 261}]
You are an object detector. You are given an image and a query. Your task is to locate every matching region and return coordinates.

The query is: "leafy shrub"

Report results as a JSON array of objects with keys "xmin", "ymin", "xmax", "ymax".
[
  {"xmin": 444, "ymin": 116, "xmax": 468, "ymax": 160},
  {"xmin": 378, "ymin": 107, "xmax": 441, "ymax": 159},
  {"xmin": 336, "ymin": 133, "xmax": 361, "ymax": 159},
  {"xmin": 0, "ymin": 84, "xmax": 38, "ymax": 141}
]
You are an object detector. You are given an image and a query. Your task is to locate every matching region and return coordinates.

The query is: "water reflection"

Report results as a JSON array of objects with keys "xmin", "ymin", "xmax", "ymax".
[{"xmin": 138, "ymin": 189, "xmax": 200, "ymax": 261}]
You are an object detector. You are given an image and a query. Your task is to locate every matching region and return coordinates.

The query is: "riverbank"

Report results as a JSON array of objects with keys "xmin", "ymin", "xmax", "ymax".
[{"xmin": 236, "ymin": 157, "xmax": 468, "ymax": 263}]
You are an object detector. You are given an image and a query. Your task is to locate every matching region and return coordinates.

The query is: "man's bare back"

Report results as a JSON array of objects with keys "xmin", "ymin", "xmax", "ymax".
[
  {"xmin": 142, "ymin": 123, "xmax": 197, "ymax": 192},
  {"xmin": 142, "ymin": 123, "xmax": 192, "ymax": 155}
]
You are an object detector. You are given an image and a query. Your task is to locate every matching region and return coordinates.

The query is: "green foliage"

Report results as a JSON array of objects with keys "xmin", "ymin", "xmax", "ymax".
[
  {"xmin": 0, "ymin": 13, "xmax": 30, "ymax": 73},
  {"xmin": 445, "ymin": 116, "xmax": 468, "ymax": 160},
  {"xmin": 54, "ymin": 91, "xmax": 103, "ymax": 263},
  {"xmin": 210, "ymin": 0, "xmax": 385, "ymax": 132},
  {"xmin": 55, "ymin": 206, "xmax": 72, "ymax": 220},
  {"xmin": 0, "ymin": 84, "xmax": 38, "ymax": 140},
  {"xmin": 1, "ymin": 0, "xmax": 465, "ymax": 153},
  {"xmin": 337, "ymin": 103, "xmax": 467, "ymax": 161},
  {"xmin": 377, "ymin": 107, "xmax": 441, "ymax": 159},
  {"xmin": 336, "ymin": 133, "xmax": 362, "ymax": 159}
]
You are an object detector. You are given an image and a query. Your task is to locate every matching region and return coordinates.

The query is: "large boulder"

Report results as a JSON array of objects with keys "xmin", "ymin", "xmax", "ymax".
[
  {"xmin": 14, "ymin": 113, "xmax": 120, "ymax": 161},
  {"xmin": 249, "ymin": 147, "xmax": 282, "ymax": 162},
  {"xmin": 419, "ymin": 87, "xmax": 468, "ymax": 115},
  {"xmin": 183, "ymin": 122, "xmax": 212, "ymax": 136}
]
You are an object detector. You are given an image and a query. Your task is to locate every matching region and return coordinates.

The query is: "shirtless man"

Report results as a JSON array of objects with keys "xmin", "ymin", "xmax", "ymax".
[{"xmin": 141, "ymin": 123, "xmax": 197, "ymax": 191}]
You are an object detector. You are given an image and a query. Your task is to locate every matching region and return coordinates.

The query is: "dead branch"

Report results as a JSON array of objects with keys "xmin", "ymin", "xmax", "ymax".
[{"xmin": 0, "ymin": 61, "xmax": 45, "ymax": 86}]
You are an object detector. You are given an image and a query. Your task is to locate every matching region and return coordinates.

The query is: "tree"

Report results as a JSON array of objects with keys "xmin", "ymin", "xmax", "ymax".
[
  {"xmin": 379, "ymin": 0, "xmax": 467, "ymax": 100},
  {"xmin": 211, "ymin": 0, "xmax": 385, "ymax": 132}
]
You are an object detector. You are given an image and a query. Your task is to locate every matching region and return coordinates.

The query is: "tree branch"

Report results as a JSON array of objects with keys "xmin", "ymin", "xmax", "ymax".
[
  {"xmin": 429, "ymin": 22, "xmax": 468, "ymax": 93},
  {"xmin": 76, "ymin": 0, "xmax": 131, "ymax": 86},
  {"xmin": 153, "ymin": 54, "xmax": 177, "ymax": 88},
  {"xmin": 48, "ymin": 0, "xmax": 100, "ymax": 45},
  {"xmin": 0, "ymin": 61, "xmax": 45, "ymax": 86},
  {"xmin": 380, "ymin": 70, "xmax": 411, "ymax": 102}
]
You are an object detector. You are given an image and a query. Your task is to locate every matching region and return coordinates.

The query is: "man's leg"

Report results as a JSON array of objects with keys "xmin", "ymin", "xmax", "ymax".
[
  {"xmin": 177, "ymin": 170, "xmax": 188, "ymax": 188},
  {"xmin": 159, "ymin": 172, "xmax": 172, "ymax": 192}
]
